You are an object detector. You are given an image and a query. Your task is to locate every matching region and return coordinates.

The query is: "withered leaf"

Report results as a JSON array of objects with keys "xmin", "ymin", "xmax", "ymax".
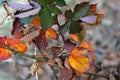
[
  {"xmin": 64, "ymin": 39, "xmax": 76, "ymax": 53},
  {"xmin": 35, "ymin": 29, "xmax": 47, "ymax": 52},
  {"xmin": 20, "ymin": 29, "xmax": 40, "ymax": 43},
  {"xmin": 48, "ymin": 57, "xmax": 55, "ymax": 67},
  {"xmin": 57, "ymin": 57, "xmax": 64, "ymax": 68},
  {"xmin": 29, "ymin": 63, "xmax": 37, "ymax": 77},
  {"xmin": 50, "ymin": 46, "xmax": 63, "ymax": 57},
  {"xmin": 64, "ymin": 58, "xmax": 71, "ymax": 69},
  {"xmin": 12, "ymin": 19, "xmax": 23, "ymax": 38},
  {"xmin": 61, "ymin": 68, "xmax": 73, "ymax": 80},
  {"xmin": 37, "ymin": 67, "xmax": 44, "ymax": 76}
]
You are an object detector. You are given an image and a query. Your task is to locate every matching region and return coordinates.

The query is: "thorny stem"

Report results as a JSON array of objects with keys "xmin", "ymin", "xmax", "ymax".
[
  {"xmin": 84, "ymin": 72, "xmax": 109, "ymax": 79},
  {"xmin": 16, "ymin": 52, "xmax": 48, "ymax": 62}
]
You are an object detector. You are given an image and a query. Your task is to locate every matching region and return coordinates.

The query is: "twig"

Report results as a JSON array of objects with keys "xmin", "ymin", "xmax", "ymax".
[
  {"xmin": 84, "ymin": 72, "xmax": 109, "ymax": 79},
  {"xmin": 16, "ymin": 52, "xmax": 48, "ymax": 62}
]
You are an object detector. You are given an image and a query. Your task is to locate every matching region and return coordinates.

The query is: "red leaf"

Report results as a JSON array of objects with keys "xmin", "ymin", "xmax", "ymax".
[
  {"xmin": 61, "ymin": 68, "xmax": 73, "ymax": 80},
  {"xmin": 64, "ymin": 39, "xmax": 76, "ymax": 53},
  {"xmin": 0, "ymin": 37, "xmax": 6, "ymax": 45},
  {"xmin": 35, "ymin": 29, "xmax": 47, "ymax": 52}
]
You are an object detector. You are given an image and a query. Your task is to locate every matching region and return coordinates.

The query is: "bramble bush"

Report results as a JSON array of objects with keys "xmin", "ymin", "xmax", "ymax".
[{"xmin": 0, "ymin": 0, "xmax": 104, "ymax": 80}]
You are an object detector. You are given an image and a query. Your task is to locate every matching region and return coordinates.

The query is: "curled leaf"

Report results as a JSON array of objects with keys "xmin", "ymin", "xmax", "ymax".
[{"xmin": 0, "ymin": 47, "xmax": 11, "ymax": 60}]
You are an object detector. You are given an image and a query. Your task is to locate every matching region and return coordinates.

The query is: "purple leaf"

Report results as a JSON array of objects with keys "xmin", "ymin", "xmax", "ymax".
[
  {"xmin": 15, "ymin": 0, "xmax": 41, "ymax": 18},
  {"xmin": 7, "ymin": 1, "xmax": 32, "ymax": 11},
  {"xmin": 80, "ymin": 15, "xmax": 97, "ymax": 24}
]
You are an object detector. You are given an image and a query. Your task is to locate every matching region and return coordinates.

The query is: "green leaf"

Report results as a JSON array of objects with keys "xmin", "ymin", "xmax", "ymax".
[
  {"xmin": 49, "ymin": 6, "xmax": 61, "ymax": 15},
  {"xmin": 20, "ymin": 15, "xmax": 36, "ymax": 24},
  {"xmin": 59, "ymin": 21, "xmax": 71, "ymax": 33},
  {"xmin": 74, "ymin": 2, "xmax": 89, "ymax": 14},
  {"xmin": 69, "ymin": 21, "xmax": 82, "ymax": 34},
  {"xmin": 64, "ymin": 0, "xmax": 74, "ymax": 6},
  {"xmin": 40, "ymin": 8, "xmax": 54, "ymax": 29},
  {"xmin": 46, "ymin": 0, "xmax": 57, "ymax": 4},
  {"xmin": 37, "ymin": 0, "xmax": 47, "ymax": 8},
  {"xmin": 56, "ymin": 0, "xmax": 66, "ymax": 7},
  {"xmin": 65, "ymin": 9, "xmax": 74, "ymax": 19},
  {"xmin": 73, "ymin": 5, "xmax": 89, "ymax": 21}
]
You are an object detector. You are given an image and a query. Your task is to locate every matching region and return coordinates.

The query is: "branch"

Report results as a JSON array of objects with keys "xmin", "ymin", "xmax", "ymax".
[
  {"xmin": 16, "ymin": 52, "xmax": 48, "ymax": 62},
  {"xmin": 84, "ymin": 72, "xmax": 109, "ymax": 79}
]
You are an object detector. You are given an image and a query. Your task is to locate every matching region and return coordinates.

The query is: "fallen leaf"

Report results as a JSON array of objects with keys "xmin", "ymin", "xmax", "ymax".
[{"xmin": 46, "ymin": 28, "xmax": 58, "ymax": 40}]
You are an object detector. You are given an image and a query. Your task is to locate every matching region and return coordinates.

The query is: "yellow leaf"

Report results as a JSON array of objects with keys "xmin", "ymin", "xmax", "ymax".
[{"xmin": 68, "ymin": 55, "xmax": 90, "ymax": 73}]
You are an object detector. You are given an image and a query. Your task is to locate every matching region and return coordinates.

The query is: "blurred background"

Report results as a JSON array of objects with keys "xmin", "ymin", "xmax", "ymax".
[{"xmin": 0, "ymin": 0, "xmax": 120, "ymax": 80}]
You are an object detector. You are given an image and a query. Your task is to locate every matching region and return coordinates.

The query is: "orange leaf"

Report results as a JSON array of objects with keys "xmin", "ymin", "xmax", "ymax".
[
  {"xmin": 70, "ymin": 34, "xmax": 79, "ymax": 42},
  {"xmin": 68, "ymin": 54, "xmax": 90, "ymax": 73},
  {"xmin": 96, "ymin": 13, "xmax": 104, "ymax": 24},
  {"xmin": 31, "ymin": 16, "xmax": 40, "ymax": 27},
  {"xmin": 68, "ymin": 46, "xmax": 91, "ymax": 73},
  {"xmin": 70, "ymin": 27, "xmax": 86, "ymax": 42},
  {"xmin": 5, "ymin": 38, "xmax": 27, "ymax": 53},
  {"xmin": 0, "ymin": 47, "xmax": 11, "ymax": 60},
  {"xmin": 79, "ymin": 41, "xmax": 95, "ymax": 61},
  {"xmin": 46, "ymin": 28, "xmax": 58, "ymax": 40}
]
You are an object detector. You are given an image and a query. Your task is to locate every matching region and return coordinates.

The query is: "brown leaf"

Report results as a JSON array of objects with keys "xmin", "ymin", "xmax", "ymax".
[
  {"xmin": 12, "ymin": 19, "xmax": 23, "ymax": 38},
  {"xmin": 50, "ymin": 46, "xmax": 64, "ymax": 57},
  {"xmin": 37, "ymin": 67, "xmax": 44, "ymax": 76},
  {"xmin": 57, "ymin": 57, "xmax": 64, "ymax": 68},
  {"xmin": 29, "ymin": 63, "xmax": 37, "ymax": 77},
  {"xmin": 64, "ymin": 58, "xmax": 71, "ymax": 69},
  {"xmin": 20, "ymin": 29, "xmax": 40, "ymax": 43},
  {"xmin": 61, "ymin": 68, "xmax": 73, "ymax": 80},
  {"xmin": 35, "ymin": 29, "xmax": 47, "ymax": 52},
  {"xmin": 64, "ymin": 39, "xmax": 76, "ymax": 53},
  {"xmin": 48, "ymin": 57, "xmax": 55, "ymax": 67}
]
